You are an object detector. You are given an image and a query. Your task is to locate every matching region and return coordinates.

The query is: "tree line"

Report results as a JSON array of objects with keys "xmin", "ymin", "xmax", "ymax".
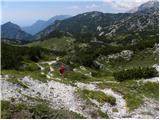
[{"xmin": 1, "ymin": 42, "xmax": 50, "ymax": 70}]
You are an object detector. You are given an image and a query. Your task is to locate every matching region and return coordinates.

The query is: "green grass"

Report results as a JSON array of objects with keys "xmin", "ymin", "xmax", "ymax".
[
  {"xmin": 138, "ymin": 82, "xmax": 159, "ymax": 101},
  {"xmin": 1, "ymin": 64, "xmax": 116, "ymax": 87},
  {"xmin": 1, "ymin": 101, "xmax": 85, "ymax": 119},
  {"xmin": 1, "ymin": 63, "xmax": 96, "ymax": 86},
  {"xmin": 108, "ymin": 49, "xmax": 158, "ymax": 71},
  {"xmin": 1, "ymin": 101, "xmax": 28, "ymax": 119},
  {"xmin": 1, "ymin": 69, "xmax": 46, "ymax": 82},
  {"xmin": 63, "ymin": 67, "xmax": 115, "ymax": 84},
  {"xmin": 22, "ymin": 61, "xmax": 40, "ymax": 71},
  {"xmin": 97, "ymin": 109, "xmax": 109, "ymax": 118},
  {"xmin": 65, "ymin": 71, "xmax": 89, "ymax": 82},
  {"xmin": 1, "ymin": 111, "xmax": 12, "ymax": 119},
  {"xmin": 51, "ymin": 71, "xmax": 95, "ymax": 86},
  {"xmin": 2, "ymin": 61, "xmax": 110, "ymax": 86},
  {"xmin": 124, "ymin": 93, "xmax": 143, "ymax": 111},
  {"xmin": 77, "ymin": 89, "xmax": 116, "ymax": 105},
  {"xmin": 1, "ymin": 101, "xmax": 12, "ymax": 111},
  {"xmin": 27, "ymin": 37, "xmax": 75, "ymax": 51},
  {"xmin": 1, "ymin": 60, "xmax": 48, "ymax": 83},
  {"xmin": 97, "ymin": 80, "xmax": 159, "ymax": 111}
]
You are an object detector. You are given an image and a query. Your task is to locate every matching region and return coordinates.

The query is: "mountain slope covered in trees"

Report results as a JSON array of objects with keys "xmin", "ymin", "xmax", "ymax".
[
  {"xmin": 1, "ymin": 0, "xmax": 159, "ymax": 119},
  {"xmin": 35, "ymin": 1, "xmax": 158, "ymax": 40}
]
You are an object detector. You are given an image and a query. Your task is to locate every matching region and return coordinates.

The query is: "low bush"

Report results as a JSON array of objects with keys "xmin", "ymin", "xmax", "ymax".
[
  {"xmin": 65, "ymin": 71, "xmax": 88, "ymax": 82},
  {"xmin": 1, "ymin": 42, "xmax": 49, "ymax": 70},
  {"xmin": 78, "ymin": 89, "xmax": 116, "ymax": 105},
  {"xmin": 1, "ymin": 101, "xmax": 85, "ymax": 119},
  {"xmin": 138, "ymin": 82, "xmax": 159, "ymax": 100},
  {"xmin": 22, "ymin": 62, "xmax": 40, "ymax": 71},
  {"xmin": 113, "ymin": 67, "xmax": 158, "ymax": 82}
]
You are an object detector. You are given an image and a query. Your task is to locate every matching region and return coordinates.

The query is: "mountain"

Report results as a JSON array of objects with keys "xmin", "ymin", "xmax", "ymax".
[
  {"xmin": 104, "ymin": 0, "xmax": 159, "ymax": 36},
  {"xmin": 35, "ymin": 1, "xmax": 158, "ymax": 40},
  {"xmin": 138, "ymin": 0, "xmax": 158, "ymax": 11},
  {"xmin": 128, "ymin": 0, "xmax": 159, "ymax": 13},
  {"xmin": 22, "ymin": 15, "xmax": 71, "ymax": 35},
  {"xmin": 35, "ymin": 11, "xmax": 129, "ymax": 39},
  {"xmin": 1, "ymin": 22, "xmax": 34, "ymax": 41}
]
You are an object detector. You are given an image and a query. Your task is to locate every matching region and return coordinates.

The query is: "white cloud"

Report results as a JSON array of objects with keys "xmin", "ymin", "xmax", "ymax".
[
  {"xmin": 103, "ymin": 0, "xmax": 153, "ymax": 10},
  {"xmin": 86, "ymin": 4, "xmax": 99, "ymax": 9},
  {"xmin": 68, "ymin": 5, "xmax": 81, "ymax": 10}
]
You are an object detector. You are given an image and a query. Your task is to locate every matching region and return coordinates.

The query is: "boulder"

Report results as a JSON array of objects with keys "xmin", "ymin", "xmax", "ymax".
[
  {"xmin": 152, "ymin": 64, "xmax": 159, "ymax": 72},
  {"xmin": 153, "ymin": 43, "xmax": 159, "ymax": 54},
  {"xmin": 92, "ymin": 60, "xmax": 104, "ymax": 69},
  {"xmin": 108, "ymin": 50, "xmax": 134, "ymax": 61}
]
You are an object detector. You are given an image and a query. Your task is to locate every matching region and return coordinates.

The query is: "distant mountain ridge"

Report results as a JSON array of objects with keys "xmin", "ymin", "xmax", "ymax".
[
  {"xmin": 35, "ymin": 11, "xmax": 128, "ymax": 39},
  {"xmin": 35, "ymin": 0, "xmax": 158, "ymax": 40},
  {"xmin": 22, "ymin": 15, "xmax": 71, "ymax": 35},
  {"xmin": 1, "ymin": 22, "xmax": 34, "ymax": 41},
  {"xmin": 1, "ymin": 1, "xmax": 158, "ymax": 42}
]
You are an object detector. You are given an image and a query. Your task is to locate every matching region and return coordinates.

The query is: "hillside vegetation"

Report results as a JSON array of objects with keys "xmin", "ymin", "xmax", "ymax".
[{"xmin": 1, "ymin": 1, "xmax": 159, "ymax": 119}]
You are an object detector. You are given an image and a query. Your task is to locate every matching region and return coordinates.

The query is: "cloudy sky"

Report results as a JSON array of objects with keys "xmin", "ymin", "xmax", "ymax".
[{"xmin": 1, "ymin": 0, "xmax": 155, "ymax": 26}]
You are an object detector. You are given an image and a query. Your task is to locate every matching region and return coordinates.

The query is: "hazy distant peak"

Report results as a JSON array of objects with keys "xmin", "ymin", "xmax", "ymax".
[
  {"xmin": 22, "ymin": 15, "xmax": 71, "ymax": 35},
  {"xmin": 35, "ymin": 20, "xmax": 46, "ymax": 24},
  {"xmin": 3, "ymin": 21, "xmax": 21, "ymax": 30},
  {"xmin": 127, "ymin": 0, "xmax": 159, "ymax": 13},
  {"xmin": 138, "ymin": 0, "xmax": 159, "ymax": 10}
]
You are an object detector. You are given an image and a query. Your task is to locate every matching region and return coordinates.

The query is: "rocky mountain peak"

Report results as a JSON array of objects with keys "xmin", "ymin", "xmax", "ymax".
[
  {"xmin": 138, "ymin": 0, "xmax": 159, "ymax": 11},
  {"xmin": 3, "ymin": 21, "xmax": 21, "ymax": 30},
  {"xmin": 128, "ymin": 0, "xmax": 159, "ymax": 13}
]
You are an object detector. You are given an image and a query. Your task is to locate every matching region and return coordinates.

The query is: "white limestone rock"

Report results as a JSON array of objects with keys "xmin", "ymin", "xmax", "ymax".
[{"xmin": 108, "ymin": 50, "xmax": 134, "ymax": 61}]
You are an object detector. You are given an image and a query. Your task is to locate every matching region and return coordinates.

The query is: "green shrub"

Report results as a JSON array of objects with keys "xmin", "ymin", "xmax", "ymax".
[
  {"xmin": 138, "ymin": 82, "xmax": 159, "ymax": 100},
  {"xmin": 12, "ymin": 103, "xmax": 28, "ymax": 112},
  {"xmin": 23, "ymin": 62, "xmax": 40, "ymax": 71},
  {"xmin": 31, "ymin": 103, "xmax": 52, "ymax": 118},
  {"xmin": 78, "ymin": 89, "xmax": 116, "ymax": 105},
  {"xmin": 1, "ymin": 111, "xmax": 11, "ymax": 119},
  {"xmin": 113, "ymin": 67, "xmax": 158, "ymax": 82},
  {"xmin": 91, "ymin": 70, "xmax": 112, "ymax": 78},
  {"xmin": 127, "ymin": 38, "xmax": 159, "ymax": 51},
  {"xmin": 1, "ymin": 101, "xmax": 85, "ymax": 119},
  {"xmin": 124, "ymin": 93, "xmax": 143, "ymax": 111},
  {"xmin": 1, "ymin": 42, "xmax": 49, "ymax": 70},
  {"xmin": 98, "ymin": 109, "xmax": 109, "ymax": 118},
  {"xmin": 1, "ymin": 101, "xmax": 11, "ymax": 111},
  {"xmin": 65, "ymin": 71, "xmax": 88, "ymax": 82}
]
